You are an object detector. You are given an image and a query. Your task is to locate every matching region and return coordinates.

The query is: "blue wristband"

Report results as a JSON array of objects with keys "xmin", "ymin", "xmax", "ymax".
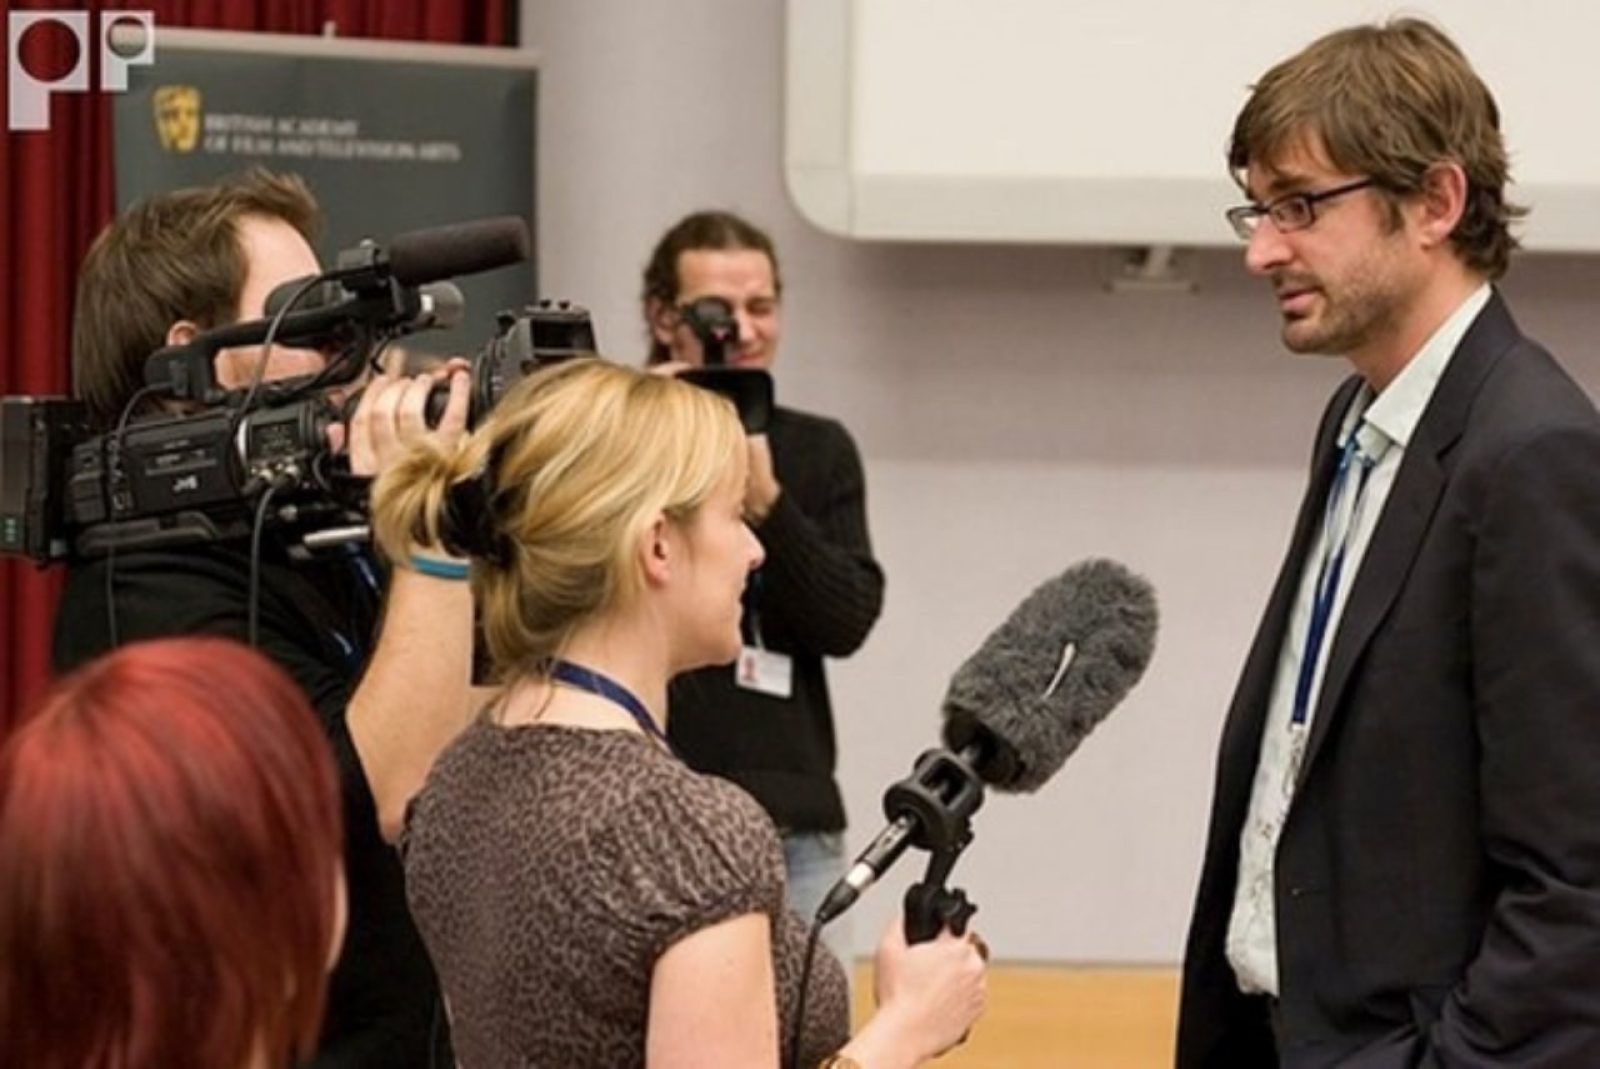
[{"xmin": 410, "ymin": 554, "xmax": 471, "ymax": 581}]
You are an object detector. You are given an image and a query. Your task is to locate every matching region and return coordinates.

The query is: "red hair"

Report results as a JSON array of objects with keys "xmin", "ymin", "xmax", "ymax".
[{"xmin": 0, "ymin": 638, "xmax": 343, "ymax": 1069}]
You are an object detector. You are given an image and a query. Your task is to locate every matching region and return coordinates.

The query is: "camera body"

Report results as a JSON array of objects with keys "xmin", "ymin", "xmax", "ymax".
[
  {"xmin": 1, "ymin": 397, "xmax": 90, "ymax": 561},
  {"xmin": 0, "ymin": 300, "xmax": 596, "ymax": 563},
  {"xmin": 1, "ymin": 206, "xmax": 780, "ymax": 564},
  {"xmin": 676, "ymin": 295, "xmax": 774, "ymax": 434},
  {"xmin": 427, "ymin": 299, "xmax": 596, "ymax": 426}
]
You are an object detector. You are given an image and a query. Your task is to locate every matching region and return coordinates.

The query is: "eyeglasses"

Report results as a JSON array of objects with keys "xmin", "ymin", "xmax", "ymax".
[{"xmin": 1225, "ymin": 178, "xmax": 1378, "ymax": 240}]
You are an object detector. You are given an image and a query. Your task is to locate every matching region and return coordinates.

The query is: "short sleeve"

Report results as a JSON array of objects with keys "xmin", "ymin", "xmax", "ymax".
[{"xmin": 599, "ymin": 770, "xmax": 787, "ymax": 963}]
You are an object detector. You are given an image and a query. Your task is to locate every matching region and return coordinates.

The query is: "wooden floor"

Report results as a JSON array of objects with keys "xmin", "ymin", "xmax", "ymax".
[{"xmin": 851, "ymin": 963, "xmax": 1180, "ymax": 1068}]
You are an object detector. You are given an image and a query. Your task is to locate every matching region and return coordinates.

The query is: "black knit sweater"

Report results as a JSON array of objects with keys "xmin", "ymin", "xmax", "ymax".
[{"xmin": 667, "ymin": 405, "xmax": 885, "ymax": 832}]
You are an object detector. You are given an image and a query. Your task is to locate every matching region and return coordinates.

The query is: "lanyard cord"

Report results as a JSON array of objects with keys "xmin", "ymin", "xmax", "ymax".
[
  {"xmin": 1290, "ymin": 430, "xmax": 1380, "ymax": 727},
  {"xmin": 547, "ymin": 658, "xmax": 672, "ymax": 752}
]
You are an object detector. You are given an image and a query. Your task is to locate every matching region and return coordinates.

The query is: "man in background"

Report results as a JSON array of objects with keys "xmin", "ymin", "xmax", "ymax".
[
  {"xmin": 642, "ymin": 210, "xmax": 885, "ymax": 939},
  {"xmin": 1180, "ymin": 19, "xmax": 1600, "ymax": 1066}
]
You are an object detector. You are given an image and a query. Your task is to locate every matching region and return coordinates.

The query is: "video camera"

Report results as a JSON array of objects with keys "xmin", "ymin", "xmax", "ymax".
[
  {"xmin": 675, "ymin": 295, "xmax": 774, "ymax": 434},
  {"xmin": 0, "ymin": 217, "xmax": 602, "ymax": 563}
]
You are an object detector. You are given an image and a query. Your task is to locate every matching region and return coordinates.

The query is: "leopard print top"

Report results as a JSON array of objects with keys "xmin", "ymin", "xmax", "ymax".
[{"xmin": 401, "ymin": 720, "xmax": 851, "ymax": 1067}]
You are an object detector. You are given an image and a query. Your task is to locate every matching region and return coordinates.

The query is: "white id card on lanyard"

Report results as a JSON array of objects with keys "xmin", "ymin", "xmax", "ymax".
[
  {"xmin": 736, "ymin": 645, "xmax": 793, "ymax": 698},
  {"xmin": 734, "ymin": 582, "xmax": 792, "ymax": 698}
]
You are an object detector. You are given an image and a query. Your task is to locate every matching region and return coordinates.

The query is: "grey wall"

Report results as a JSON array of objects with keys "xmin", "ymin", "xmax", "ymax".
[{"xmin": 520, "ymin": 0, "xmax": 1600, "ymax": 964}]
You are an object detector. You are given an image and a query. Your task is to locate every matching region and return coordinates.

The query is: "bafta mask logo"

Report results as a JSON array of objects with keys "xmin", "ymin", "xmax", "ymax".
[{"xmin": 153, "ymin": 84, "xmax": 200, "ymax": 152}]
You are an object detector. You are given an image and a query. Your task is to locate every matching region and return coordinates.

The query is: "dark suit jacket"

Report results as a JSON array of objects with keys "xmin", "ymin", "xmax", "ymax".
[{"xmin": 1178, "ymin": 293, "xmax": 1600, "ymax": 1068}]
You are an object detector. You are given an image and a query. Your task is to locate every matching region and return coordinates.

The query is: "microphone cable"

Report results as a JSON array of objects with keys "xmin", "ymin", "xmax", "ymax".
[
  {"xmin": 102, "ymin": 383, "xmax": 161, "ymax": 650},
  {"xmin": 232, "ymin": 273, "xmax": 323, "ymax": 420},
  {"xmin": 787, "ymin": 915, "xmax": 827, "ymax": 1069},
  {"xmin": 246, "ymin": 479, "xmax": 283, "ymax": 650}
]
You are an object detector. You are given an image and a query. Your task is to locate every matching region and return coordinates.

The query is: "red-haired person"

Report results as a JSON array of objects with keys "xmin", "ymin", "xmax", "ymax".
[{"xmin": 0, "ymin": 637, "xmax": 346, "ymax": 1069}]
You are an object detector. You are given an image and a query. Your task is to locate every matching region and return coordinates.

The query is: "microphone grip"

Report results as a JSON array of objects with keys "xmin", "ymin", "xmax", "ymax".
[
  {"xmin": 903, "ymin": 881, "xmax": 976, "ymax": 944},
  {"xmin": 904, "ymin": 884, "xmax": 946, "ymax": 944}
]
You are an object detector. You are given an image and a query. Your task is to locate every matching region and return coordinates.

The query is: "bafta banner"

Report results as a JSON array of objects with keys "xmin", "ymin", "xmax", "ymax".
[{"xmin": 116, "ymin": 27, "xmax": 537, "ymax": 358}]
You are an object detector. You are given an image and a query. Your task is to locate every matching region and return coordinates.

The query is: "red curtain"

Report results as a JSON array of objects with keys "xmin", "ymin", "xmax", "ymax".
[{"xmin": 0, "ymin": 0, "xmax": 511, "ymax": 731}]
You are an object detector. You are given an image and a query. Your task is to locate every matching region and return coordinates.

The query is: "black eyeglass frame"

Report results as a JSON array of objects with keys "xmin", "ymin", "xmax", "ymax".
[{"xmin": 1224, "ymin": 177, "xmax": 1379, "ymax": 240}]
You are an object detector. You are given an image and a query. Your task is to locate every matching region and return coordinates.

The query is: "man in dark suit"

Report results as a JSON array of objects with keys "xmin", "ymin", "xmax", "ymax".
[{"xmin": 1178, "ymin": 19, "xmax": 1600, "ymax": 1067}]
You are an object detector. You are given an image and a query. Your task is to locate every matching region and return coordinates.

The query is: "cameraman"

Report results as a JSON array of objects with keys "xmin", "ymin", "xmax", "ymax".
[
  {"xmin": 642, "ymin": 211, "xmax": 885, "ymax": 940},
  {"xmin": 51, "ymin": 168, "xmax": 474, "ymax": 1068}
]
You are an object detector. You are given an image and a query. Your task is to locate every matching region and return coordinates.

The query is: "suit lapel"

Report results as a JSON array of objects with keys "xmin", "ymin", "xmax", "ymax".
[
  {"xmin": 1211, "ymin": 377, "xmax": 1357, "ymax": 827},
  {"xmin": 1295, "ymin": 293, "xmax": 1518, "ymax": 788}
]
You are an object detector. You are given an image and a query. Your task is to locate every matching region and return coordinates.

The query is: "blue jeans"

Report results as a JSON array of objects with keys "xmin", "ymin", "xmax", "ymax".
[{"xmin": 782, "ymin": 830, "xmax": 855, "ymax": 970}]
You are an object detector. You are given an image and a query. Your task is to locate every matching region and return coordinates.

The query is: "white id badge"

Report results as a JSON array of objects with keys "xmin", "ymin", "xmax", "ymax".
[{"xmin": 735, "ymin": 646, "xmax": 793, "ymax": 698}]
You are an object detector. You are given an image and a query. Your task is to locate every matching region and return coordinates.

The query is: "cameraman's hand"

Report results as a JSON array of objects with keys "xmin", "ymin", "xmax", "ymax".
[
  {"xmin": 744, "ymin": 434, "xmax": 780, "ymax": 525},
  {"xmin": 647, "ymin": 361, "xmax": 781, "ymax": 523},
  {"xmin": 343, "ymin": 358, "xmax": 470, "ymax": 477},
  {"xmin": 842, "ymin": 918, "xmax": 987, "ymax": 1067},
  {"xmin": 647, "ymin": 358, "xmax": 692, "ymax": 378}
]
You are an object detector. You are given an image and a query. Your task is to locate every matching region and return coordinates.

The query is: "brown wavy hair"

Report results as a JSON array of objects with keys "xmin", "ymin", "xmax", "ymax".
[
  {"xmin": 71, "ymin": 168, "xmax": 319, "ymax": 429},
  {"xmin": 1228, "ymin": 17, "xmax": 1524, "ymax": 278},
  {"xmin": 640, "ymin": 210, "xmax": 781, "ymax": 364}
]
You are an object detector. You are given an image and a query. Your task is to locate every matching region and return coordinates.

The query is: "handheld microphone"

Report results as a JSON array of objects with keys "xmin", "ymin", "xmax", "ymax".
[
  {"xmin": 816, "ymin": 559, "xmax": 1158, "ymax": 924},
  {"xmin": 942, "ymin": 557, "xmax": 1159, "ymax": 791}
]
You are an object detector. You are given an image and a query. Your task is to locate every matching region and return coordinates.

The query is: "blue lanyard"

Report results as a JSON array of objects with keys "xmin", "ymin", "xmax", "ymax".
[
  {"xmin": 1290, "ymin": 433, "xmax": 1378, "ymax": 727},
  {"xmin": 547, "ymin": 658, "xmax": 672, "ymax": 751}
]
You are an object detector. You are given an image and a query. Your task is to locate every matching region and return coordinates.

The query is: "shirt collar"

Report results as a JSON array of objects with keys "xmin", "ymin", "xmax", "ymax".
[{"xmin": 1355, "ymin": 283, "xmax": 1492, "ymax": 451}]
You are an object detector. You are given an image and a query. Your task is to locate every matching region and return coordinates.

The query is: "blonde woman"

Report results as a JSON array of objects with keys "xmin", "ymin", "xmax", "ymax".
[{"xmin": 371, "ymin": 359, "xmax": 985, "ymax": 1067}]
